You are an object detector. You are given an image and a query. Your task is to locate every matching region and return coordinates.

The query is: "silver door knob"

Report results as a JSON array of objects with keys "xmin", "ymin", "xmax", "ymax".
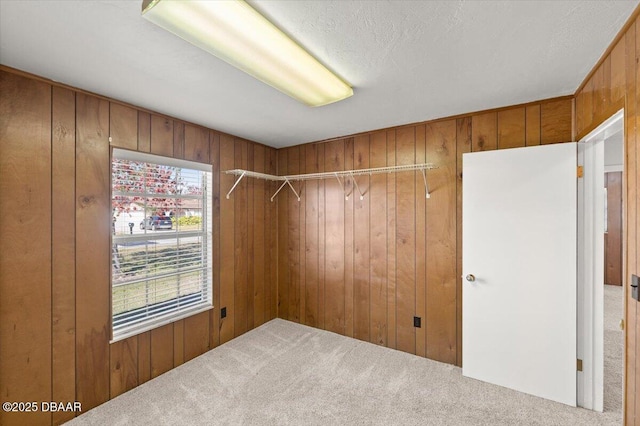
[{"xmin": 465, "ymin": 274, "xmax": 476, "ymax": 282}]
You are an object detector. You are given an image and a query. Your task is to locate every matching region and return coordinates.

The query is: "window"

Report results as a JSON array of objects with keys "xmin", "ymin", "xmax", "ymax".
[{"xmin": 111, "ymin": 148, "xmax": 212, "ymax": 341}]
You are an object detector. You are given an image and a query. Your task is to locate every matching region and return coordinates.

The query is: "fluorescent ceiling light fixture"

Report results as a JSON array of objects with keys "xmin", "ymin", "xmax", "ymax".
[{"xmin": 142, "ymin": 0, "xmax": 353, "ymax": 107}]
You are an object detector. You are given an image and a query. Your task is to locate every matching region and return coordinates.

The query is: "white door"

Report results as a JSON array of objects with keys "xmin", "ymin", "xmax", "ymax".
[{"xmin": 462, "ymin": 143, "xmax": 577, "ymax": 406}]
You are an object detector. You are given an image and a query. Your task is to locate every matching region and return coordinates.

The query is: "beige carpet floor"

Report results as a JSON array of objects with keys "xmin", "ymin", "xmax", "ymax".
[{"xmin": 69, "ymin": 287, "xmax": 624, "ymax": 426}]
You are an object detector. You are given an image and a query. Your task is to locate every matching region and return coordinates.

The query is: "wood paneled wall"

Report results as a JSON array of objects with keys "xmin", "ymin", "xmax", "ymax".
[
  {"xmin": 276, "ymin": 96, "xmax": 573, "ymax": 366},
  {"xmin": 574, "ymin": 9, "xmax": 640, "ymax": 424},
  {"xmin": 7, "ymin": 35, "xmax": 630, "ymax": 422},
  {"xmin": 0, "ymin": 69, "xmax": 278, "ymax": 426}
]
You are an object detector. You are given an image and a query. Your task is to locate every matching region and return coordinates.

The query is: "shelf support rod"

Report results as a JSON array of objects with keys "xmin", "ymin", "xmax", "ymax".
[
  {"xmin": 270, "ymin": 177, "xmax": 300, "ymax": 202},
  {"xmin": 286, "ymin": 178, "xmax": 301, "ymax": 201},
  {"xmin": 226, "ymin": 171, "xmax": 246, "ymax": 199},
  {"xmin": 421, "ymin": 168, "xmax": 431, "ymax": 199},
  {"xmin": 270, "ymin": 179, "xmax": 288, "ymax": 202},
  {"xmin": 349, "ymin": 172, "xmax": 365, "ymax": 200},
  {"xmin": 335, "ymin": 173, "xmax": 349, "ymax": 200}
]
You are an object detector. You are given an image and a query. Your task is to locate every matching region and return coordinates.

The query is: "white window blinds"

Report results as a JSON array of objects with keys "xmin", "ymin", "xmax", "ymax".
[{"xmin": 111, "ymin": 148, "xmax": 212, "ymax": 341}]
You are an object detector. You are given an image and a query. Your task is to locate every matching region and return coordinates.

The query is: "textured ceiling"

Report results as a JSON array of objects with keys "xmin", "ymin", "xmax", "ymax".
[{"xmin": 0, "ymin": 1, "xmax": 637, "ymax": 148}]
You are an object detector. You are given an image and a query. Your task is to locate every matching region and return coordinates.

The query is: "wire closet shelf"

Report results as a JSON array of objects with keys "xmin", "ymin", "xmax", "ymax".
[{"xmin": 223, "ymin": 163, "xmax": 437, "ymax": 202}]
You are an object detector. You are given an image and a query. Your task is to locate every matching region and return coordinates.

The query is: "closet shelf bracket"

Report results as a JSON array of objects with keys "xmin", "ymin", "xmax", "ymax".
[
  {"xmin": 421, "ymin": 169, "xmax": 431, "ymax": 199},
  {"xmin": 226, "ymin": 170, "xmax": 246, "ymax": 199}
]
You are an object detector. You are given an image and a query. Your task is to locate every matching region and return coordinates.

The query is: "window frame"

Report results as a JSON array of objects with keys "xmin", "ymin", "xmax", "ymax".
[{"xmin": 110, "ymin": 148, "xmax": 213, "ymax": 342}]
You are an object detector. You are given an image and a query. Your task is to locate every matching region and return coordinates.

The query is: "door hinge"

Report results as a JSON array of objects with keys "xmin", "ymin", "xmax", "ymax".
[
  {"xmin": 620, "ymin": 319, "xmax": 625, "ymax": 330},
  {"xmin": 577, "ymin": 166, "xmax": 584, "ymax": 178},
  {"xmin": 577, "ymin": 359, "xmax": 583, "ymax": 372}
]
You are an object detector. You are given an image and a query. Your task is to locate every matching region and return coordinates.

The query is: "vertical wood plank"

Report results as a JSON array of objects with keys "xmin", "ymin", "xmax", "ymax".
[
  {"xmin": 369, "ymin": 131, "xmax": 388, "ymax": 346},
  {"xmin": 0, "ymin": 72, "xmax": 52, "ymax": 426},
  {"xmin": 173, "ymin": 121, "xmax": 185, "ymax": 159},
  {"xmin": 184, "ymin": 311, "xmax": 210, "ymax": 361},
  {"xmin": 354, "ymin": 135, "xmax": 371, "ymax": 342},
  {"xmin": 173, "ymin": 320, "xmax": 184, "ymax": 367},
  {"xmin": 137, "ymin": 111, "xmax": 150, "ymax": 153},
  {"xmin": 263, "ymin": 148, "xmax": 273, "ymax": 321},
  {"xmin": 317, "ymin": 144, "xmax": 326, "ymax": 330},
  {"xmin": 325, "ymin": 140, "xmax": 346, "ymax": 334},
  {"xmin": 611, "ymin": 38, "xmax": 626, "ymax": 105},
  {"xmin": 75, "ymin": 93, "xmax": 110, "ymax": 411},
  {"xmin": 386, "ymin": 130, "xmax": 397, "ymax": 349},
  {"xmin": 262, "ymin": 146, "xmax": 272, "ymax": 323},
  {"xmin": 234, "ymin": 139, "xmax": 249, "ymax": 335},
  {"xmin": 109, "ymin": 103, "xmax": 137, "ymax": 150},
  {"xmin": 575, "ymin": 89, "xmax": 585, "ymax": 139},
  {"xmin": 298, "ymin": 146, "xmax": 306, "ymax": 325},
  {"xmin": 288, "ymin": 147, "xmax": 301, "ymax": 322},
  {"xmin": 471, "ymin": 112, "xmax": 497, "ymax": 152},
  {"xmin": 593, "ymin": 63, "xmax": 606, "ymax": 117},
  {"xmin": 261, "ymin": 148, "xmax": 270, "ymax": 321},
  {"xmin": 583, "ymin": 78, "xmax": 594, "ymax": 135},
  {"xmin": 210, "ymin": 132, "xmax": 221, "ymax": 348},
  {"xmin": 150, "ymin": 114, "xmax": 173, "ymax": 157},
  {"xmin": 109, "ymin": 337, "xmax": 138, "ymax": 399},
  {"xmin": 305, "ymin": 144, "xmax": 320, "ymax": 327},
  {"xmin": 541, "ymin": 99, "xmax": 572, "ymax": 144},
  {"xmin": 497, "ymin": 107, "xmax": 525, "ymax": 149},
  {"xmin": 184, "ymin": 124, "xmax": 210, "ymax": 163},
  {"xmin": 277, "ymin": 148, "xmax": 289, "ymax": 319},
  {"xmin": 603, "ymin": 55, "xmax": 612, "ymax": 113},
  {"xmin": 415, "ymin": 125, "xmax": 427, "ymax": 358},
  {"xmin": 525, "ymin": 105, "xmax": 541, "ymax": 146},
  {"xmin": 219, "ymin": 135, "xmax": 235, "ymax": 343},
  {"xmin": 253, "ymin": 144, "xmax": 266, "ymax": 327},
  {"xmin": 52, "ymin": 85, "xmax": 76, "ymax": 426},
  {"xmin": 267, "ymin": 148, "xmax": 279, "ymax": 320},
  {"xmin": 344, "ymin": 138, "xmax": 355, "ymax": 337},
  {"xmin": 395, "ymin": 126, "xmax": 416, "ymax": 355},
  {"xmin": 247, "ymin": 144, "xmax": 255, "ymax": 330},
  {"xmin": 425, "ymin": 120, "xmax": 457, "ymax": 364},
  {"xmin": 456, "ymin": 117, "xmax": 472, "ymax": 367},
  {"xmin": 137, "ymin": 332, "xmax": 151, "ymax": 385},
  {"xmin": 150, "ymin": 324, "xmax": 174, "ymax": 378}
]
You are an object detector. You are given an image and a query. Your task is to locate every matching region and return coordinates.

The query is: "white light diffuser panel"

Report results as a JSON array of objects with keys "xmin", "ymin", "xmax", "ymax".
[{"xmin": 142, "ymin": 0, "xmax": 353, "ymax": 107}]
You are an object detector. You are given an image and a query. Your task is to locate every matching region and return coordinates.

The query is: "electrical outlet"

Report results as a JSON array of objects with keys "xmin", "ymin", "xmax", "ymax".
[
  {"xmin": 221, "ymin": 307, "xmax": 227, "ymax": 319},
  {"xmin": 413, "ymin": 316, "xmax": 421, "ymax": 328}
]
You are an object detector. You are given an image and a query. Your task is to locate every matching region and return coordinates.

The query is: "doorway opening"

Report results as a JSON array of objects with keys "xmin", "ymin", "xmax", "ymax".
[
  {"xmin": 602, "ymin": 114, "xmax": 624, "ymax": 415},
  {"xmin": 577, "ymin": 109, "xmax": 624, "ymax": 416}
]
